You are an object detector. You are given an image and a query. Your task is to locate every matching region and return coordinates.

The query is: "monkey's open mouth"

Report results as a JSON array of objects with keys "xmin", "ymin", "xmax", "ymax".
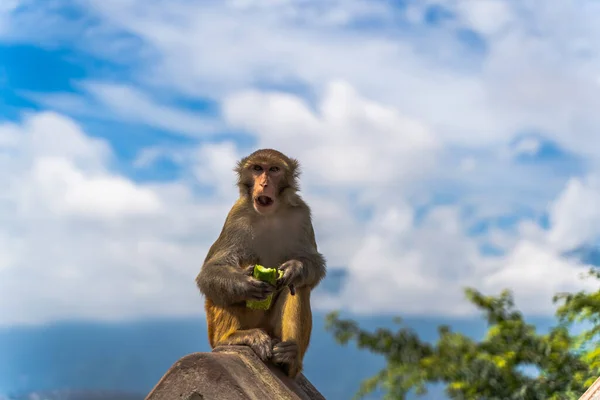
[{"xmin": 256, "ymin": 196, "xmax": 274, "ymax": 207}]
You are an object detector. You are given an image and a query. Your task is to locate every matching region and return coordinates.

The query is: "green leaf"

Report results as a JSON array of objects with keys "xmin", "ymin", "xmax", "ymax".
[{"xmin": 325, "ymin": 271, "xmax": 600, "ymax": 399}]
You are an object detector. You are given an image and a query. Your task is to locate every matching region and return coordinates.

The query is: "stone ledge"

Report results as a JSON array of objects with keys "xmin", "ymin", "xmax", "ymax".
[
  {"xmin": 145, "ymin": 346, "xmax": 326, "ymax": 400},
  {"xmin": 580, "ymin": 376, "xmax": 600, "ymax": 400}
]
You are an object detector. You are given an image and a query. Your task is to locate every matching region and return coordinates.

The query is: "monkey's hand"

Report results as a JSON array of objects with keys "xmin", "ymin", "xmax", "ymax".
[
  {"xmin": 239, "ymin": 265, "xmax": 276, "ymax": 301},
  {"xmin": 276, "ymin": 260, "xmax": 304, "ymax": 296}
]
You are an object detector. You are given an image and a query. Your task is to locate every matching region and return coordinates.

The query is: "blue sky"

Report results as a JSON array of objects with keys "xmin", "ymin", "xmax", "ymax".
[
  {"xmin": 2, "ymin": 0, "xmax": 600, "ymax": 323},
  {"xmin": 1, "ymin": 0, "xmax": 600, "ymax": 396}
]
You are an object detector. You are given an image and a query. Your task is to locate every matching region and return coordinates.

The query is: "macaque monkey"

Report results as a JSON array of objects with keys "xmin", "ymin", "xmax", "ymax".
[{"xmin": 195, "ymin": 148, "xmax": 326, "ymax": 378}]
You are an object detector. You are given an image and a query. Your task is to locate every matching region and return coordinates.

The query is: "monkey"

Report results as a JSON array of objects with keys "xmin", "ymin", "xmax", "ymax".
[{"xmin": 195, "ymin": 148, "xmax": 326, "ymax": 379}]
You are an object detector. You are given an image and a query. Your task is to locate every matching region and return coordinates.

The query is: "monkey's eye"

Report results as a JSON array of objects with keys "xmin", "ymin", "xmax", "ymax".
[
  {"xmin": 252, "ymin": 165, "xmax": 263, "ymax": 172},
  {"xmin": 269, "ymin": 166, "xmax": 280, "ymax": 172}
]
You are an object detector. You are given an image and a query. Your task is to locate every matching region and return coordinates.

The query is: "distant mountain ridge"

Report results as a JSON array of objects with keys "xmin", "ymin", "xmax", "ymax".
[
  {"xmin": 0, "ymin": 313, "xmax": 389, "ymax": 399},
  {"xmin": 2, "ymin": 390, "xmax": 143, "ymax": 400},
  {"xmin": 0, "ymin": 313, "xmax": 554, "ymax": 399}
]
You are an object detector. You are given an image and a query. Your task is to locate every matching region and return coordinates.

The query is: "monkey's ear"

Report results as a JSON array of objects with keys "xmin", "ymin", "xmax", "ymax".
[
  {"xmin": 281, "ymin": 187, "xmax": 300, "ymax": 207},
  {"xmin": 234, "ymin": 157, "xmax": 249, "ymax": 176},
  {"xmin": 288, "ymin": 157, "xmax": 301, "ymax": 180}
]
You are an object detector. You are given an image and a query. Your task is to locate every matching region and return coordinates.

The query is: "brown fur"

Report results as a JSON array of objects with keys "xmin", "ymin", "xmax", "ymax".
[{"xmin": 196, "ymin": 149, "xmax": 326, "ymax": 378}]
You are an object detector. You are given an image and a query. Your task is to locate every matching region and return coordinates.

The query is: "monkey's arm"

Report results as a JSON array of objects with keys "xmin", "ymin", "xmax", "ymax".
[
  {"xmin": 277, "ymin": 221, "xmax": 326, "ymax": 292},
  {"xmin": 196, "ymin": 235, "xmax": 274, "ymax": 307},
  {"xmin": 288, "ymin": 251, "xmax": 326, "ymax": 290}
]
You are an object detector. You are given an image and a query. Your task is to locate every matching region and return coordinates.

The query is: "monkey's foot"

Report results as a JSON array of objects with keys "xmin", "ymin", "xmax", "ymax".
[
  {"xmin": 247, "ymin": 332, "xmax": 274, "ymax": 361},
  {"xmin": 272, "ymin": 340, "xmax": 302, "ymax": 378},
  {"xmin": 222, "ymin": 329, "xmax": 273, "ymax": 361}
]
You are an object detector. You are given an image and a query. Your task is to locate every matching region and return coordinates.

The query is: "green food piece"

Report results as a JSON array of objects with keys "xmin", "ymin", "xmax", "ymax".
[{"xmin": 246, "ymin": 265, "xmax": 283, "ymax": 310}]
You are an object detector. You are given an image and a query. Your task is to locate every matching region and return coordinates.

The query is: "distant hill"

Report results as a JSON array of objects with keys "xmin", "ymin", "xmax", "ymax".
[
  {"xmin": 0, "ymin": 312, "xmax": 555, "ymax": 399},
  {"xmin": 0, "ymin": 312, "xmax": 389, "ymax": 399},
  {"xmin": 4, "ymin": 390, "xmax": 142, "ymax": 400}
]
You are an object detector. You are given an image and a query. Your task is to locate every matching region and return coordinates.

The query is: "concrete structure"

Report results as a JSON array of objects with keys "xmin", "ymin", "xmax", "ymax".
[
  {"xmin": 145, "ymin": 346, "xmax": 326, "ymax": 400},
  {"xmin": 580, "ymin": 377, "xmax": 600, "ymax": 400}
]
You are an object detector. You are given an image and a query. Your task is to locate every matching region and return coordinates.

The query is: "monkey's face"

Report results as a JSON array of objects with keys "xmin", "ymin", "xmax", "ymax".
[{"xmin": 250, "ymin": 163, "xmax": 284, "ymax": 215}]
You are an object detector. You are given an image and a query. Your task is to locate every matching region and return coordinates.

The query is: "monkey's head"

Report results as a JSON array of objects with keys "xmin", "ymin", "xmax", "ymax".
[{"xmin": 235, "ymin": 149, "xmax": 301, "ymax": 215}]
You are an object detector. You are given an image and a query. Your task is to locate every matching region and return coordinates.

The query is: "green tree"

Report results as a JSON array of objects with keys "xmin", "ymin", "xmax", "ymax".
[{"xmin": 325, "ymin": 270, "xmax": 600, "ymax": 400}]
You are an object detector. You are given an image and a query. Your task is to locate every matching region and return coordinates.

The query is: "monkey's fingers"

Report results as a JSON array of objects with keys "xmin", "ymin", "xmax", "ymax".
[
  {"xmin": 248, "ymin": 280, "xmax": 275, "ymax": 300},
  {"xmin": 273, "ymin": 340, "xmax": 297, "ymax": 352},
  {"xmin": 250, "ymin": 279, "xmax": 276, "ymax": 292},
  {"xmin": 276, "ymin": 270, "xmax": 292, "ymax": 289},
  {"xmin": 248, "ymin": 293, "xmax": 269, "ymax": 301},
  {"xmin": 243, "ymin": 265, "xmax": 256, "ymax": 275},
  {"xmin": 272, "ymin": 340, "xmax": 298, "ymax": 364},
  {"xmin": 247, "ymin": 289, "xmax": 272, "ymax": 301},
  {"xmin": 273, "ymin": 270, "xmax": 295, "ymax": 295},
  {"xmin": 248, "ymin": 291, "xmax": 272, "ymax": 301}
]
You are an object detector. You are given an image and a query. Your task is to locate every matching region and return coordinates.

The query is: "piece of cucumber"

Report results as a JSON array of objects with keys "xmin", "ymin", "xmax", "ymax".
[{"xmin": 246, "ymin": 265, "xmax": 283, "ymax": 310}]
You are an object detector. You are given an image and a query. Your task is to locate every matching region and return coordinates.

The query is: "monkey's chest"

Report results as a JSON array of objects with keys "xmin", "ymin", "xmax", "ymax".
[{"xmin": 250, "ymin": 227, "xmax": 298, "ymax": 269}]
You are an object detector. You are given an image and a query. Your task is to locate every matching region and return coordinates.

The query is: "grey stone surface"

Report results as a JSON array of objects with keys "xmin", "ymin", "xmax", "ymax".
[
  {"xmin": 580, "ymin": 376, "xmax": 600, "ymax": 400},
  {"xmin": 145, "ymin": 346, "xmax": 326, "ymax": 400}
]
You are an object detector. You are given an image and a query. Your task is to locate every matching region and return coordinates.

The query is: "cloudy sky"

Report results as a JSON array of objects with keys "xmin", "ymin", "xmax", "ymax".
[{"xmin": 1, "ymin": 0, "xmax": 600, "ymax": 329}]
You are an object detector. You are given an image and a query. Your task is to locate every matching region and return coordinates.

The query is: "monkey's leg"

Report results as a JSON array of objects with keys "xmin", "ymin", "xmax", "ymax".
[
  {"xmin": 205, "ymin": 299, "xmax": 272, "ymax": 360},
  {"xmin": 269, "ymin": 286, "xmax": 312, "ymax": 378}
]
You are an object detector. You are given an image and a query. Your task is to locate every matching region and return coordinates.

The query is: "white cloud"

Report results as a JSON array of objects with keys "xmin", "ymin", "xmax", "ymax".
[
  {"xmin": 31, "ymin": 157, "xmax": 162, "ymax": 219},
  {"xmin": 9, "ymin": 0, "xmax": 600, "ymax": 155},
  {"xmin": 221, "ymin": 85, "xmax": 600, "ymax": 317},
  {"xmin": 224, "ymin": 80, "xmax": 440, "ymax": 189},
  {"xmin": 19, "ymin": 0, "xmax": 588, "ymax": 156},
  {"xmin": 547, "ymin": 176, "xmax": 600, "ymax": 251},
  {"xmin": 511, "ymin": 136, "xmax": 541, "ymax": 157},
  {"xmin": 481, "ymin": 240, "xmax": 596, "ymax": 314},
  {"xmin": 318, "ymin": 200, "xmax": 598, "ymax": 317},
  {"xmin": 1, "ymin": 101, "xmax": 599, "ymax": 326},
  {"xmin": 0, "ymin": 0, "xmax": 20, "ymax": 37},
  {"xmin": 3, "ymin": 0, "xmax": 600, "ymax": 325},
  {"xmin": 455, "ymin": 0, "xmax": 513, "ymax": 37},
  {"xmin": 25, "ymin": 82, "xmax": 221, "ymax": 137},
  {"xmin": 11, "ymin": 111, "xmax": 110, "ymax": 169},
  {"xmin": 193, "ymin": 141, "xmax": 242, "ymax": 199},
  {"xmin": 0, "ymin": 112, "xmax": 160, "ymax": 221},
  {"xmin": 0, "ymin": 112, "xmax": 233, "ymax": 326},
  {"xmin": 82, "ymin": 82, "xmax": 222, "ymax": 136}
]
